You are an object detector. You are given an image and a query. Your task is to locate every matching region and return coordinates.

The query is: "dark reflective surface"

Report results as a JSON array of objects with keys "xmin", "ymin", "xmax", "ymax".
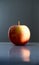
[{"xmin": 0, "ymin": 42, "xmax": 39, "ymax": 64}]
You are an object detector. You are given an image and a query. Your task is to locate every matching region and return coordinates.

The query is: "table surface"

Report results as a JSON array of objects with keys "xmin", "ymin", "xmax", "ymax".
[{"xmin": 0, "ymin": 42, "xmax": 39, "ymax": 64}]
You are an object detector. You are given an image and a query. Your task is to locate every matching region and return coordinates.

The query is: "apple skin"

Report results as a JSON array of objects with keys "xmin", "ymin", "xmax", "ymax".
[{"xmin": 8, "ymin": 25, "xmax": 30, "ymax": 46}]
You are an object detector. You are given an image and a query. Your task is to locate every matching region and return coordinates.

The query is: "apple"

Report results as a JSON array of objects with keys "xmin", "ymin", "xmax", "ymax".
[{"xmin": 8, "ymin": 21, "xmax": 31, "ymax": 46}]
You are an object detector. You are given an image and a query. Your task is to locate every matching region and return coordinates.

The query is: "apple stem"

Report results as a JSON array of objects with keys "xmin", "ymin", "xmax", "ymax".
[{"xmin": 18, "ymin": 20, "xmax": 20, "ymax": 25}]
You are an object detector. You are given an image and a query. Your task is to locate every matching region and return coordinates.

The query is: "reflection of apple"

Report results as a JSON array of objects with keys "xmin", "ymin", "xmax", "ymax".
[
  {"xmin": 9, "ymin": 46, "xmax": 30, "ymax": 62},
  {"xmin": 20, "ymin": 47, "xmax": 30, "ymax": 62},
  {"xmin": 8, "ymin": 21, "xmax": 30, "ymax": 46}
]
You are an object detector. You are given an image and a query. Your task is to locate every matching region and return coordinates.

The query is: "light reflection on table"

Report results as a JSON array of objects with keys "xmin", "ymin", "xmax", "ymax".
[
  {"xmin": 9, "ymin": 46, "xmax": 30, "ymax": 62},
  {"xmin": 0, "ymin": 42, "xmax": 39, "ymax": 64},
  {"xmin": 9, "ymin": 43, "xmax": 39, "ymax": 63}
]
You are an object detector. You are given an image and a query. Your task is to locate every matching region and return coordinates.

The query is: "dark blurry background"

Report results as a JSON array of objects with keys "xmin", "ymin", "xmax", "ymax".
[{"xmin": 0, "ymin": 0, "xmax": 39, "ymax": 42}]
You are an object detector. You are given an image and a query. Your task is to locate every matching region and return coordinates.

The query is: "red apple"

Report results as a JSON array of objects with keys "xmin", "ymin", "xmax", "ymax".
[{"xmin": 8, "ymin": 21, "xmax": 31, "ymax": 46}]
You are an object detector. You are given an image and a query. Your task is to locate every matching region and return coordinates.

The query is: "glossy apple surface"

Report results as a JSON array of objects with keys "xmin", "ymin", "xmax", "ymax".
[{"xmin": 8, "ymin": 22, "xmax": 30, "ymax": 46}]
